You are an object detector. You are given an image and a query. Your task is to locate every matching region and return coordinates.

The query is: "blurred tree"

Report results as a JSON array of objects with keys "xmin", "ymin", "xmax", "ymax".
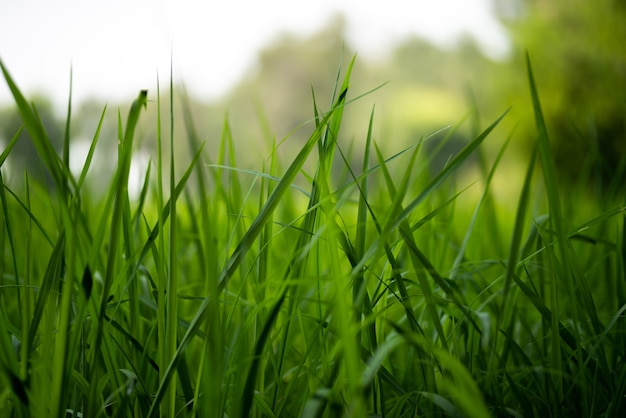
[
  {"xmin": 226, "ymin": 15, "xmax": 354, "ymax": 144},
  {"xmin": 0, "ymin": 96, "xmax": 63, "ymax": 186},
  {"xmin": 494, "ymin": 0, "xmax": 626, "ymax": 190},
  {"xmin": 217, "ymin": 17, "xmax": 485, "ymax": 175}
]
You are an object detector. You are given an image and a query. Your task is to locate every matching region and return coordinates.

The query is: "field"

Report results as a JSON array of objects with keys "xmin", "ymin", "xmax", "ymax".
[{"xmin": 0, "ymin": 56, "xmax": 625, "ymax": 417}]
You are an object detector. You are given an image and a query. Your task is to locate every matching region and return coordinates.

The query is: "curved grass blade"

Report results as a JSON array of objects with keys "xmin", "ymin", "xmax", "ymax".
[
  {"xmin": 0, "ymin": 125, "xmax": 22, "ymax": 167},
  {"xmin": 75, "ymin": 105, "xmax": 107, "ymax": 193},
  {"xmin": 237, "ymin": 290, "xmax": 286, "ymax": 418},
  {"xmin": 86, "ymin": 90, "xmax": 148, "ymax": 411},
  {"xmin": 147, "ymin": 64, "xmax": 353, "ymax": 417},
  {"xmin": 0, "ymin": 60, "xmax": 68, "ymax": 197}
]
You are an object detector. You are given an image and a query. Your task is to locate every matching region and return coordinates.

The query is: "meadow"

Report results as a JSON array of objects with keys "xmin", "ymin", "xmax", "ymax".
[{"xmin": 0, "ymin": 56, "xmax": 625, "ymax": 417}]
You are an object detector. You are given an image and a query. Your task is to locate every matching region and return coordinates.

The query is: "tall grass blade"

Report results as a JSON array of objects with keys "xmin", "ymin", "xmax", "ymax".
[
  {"xmin": 164, "ymin": 62, "xmax": 179, "ymax": 418},
  {"xmin": 86, "ymin": 90, "xmax": 148, "ymax": 413},
  {"xmin": 0, "ymin": 60, "xmax": 66, "ymax": 195},
  {"xmin": 0, "ymin": 126, "xmax": 22, "ymax": 167},
  {"xmin": 63, "ymin": 66, "xmax": 72, "ymax": 170},
  {"xmin": 147, "ymin": 63, "xmax": 352, "ymax": 417},
  {"xmin": 238, "ymin": 290, "xmax": 287, "ymax": 418},
  {"xmin": 394, "ymin": 108, "xmax": 509, "ymax": 232},
  {"xmin": 76, "ymin": 105, "xmax": 107, "ymax": 193},
  {"xmin": 450, "ymin": 127, "xmax": 514, "ymax": 279}
]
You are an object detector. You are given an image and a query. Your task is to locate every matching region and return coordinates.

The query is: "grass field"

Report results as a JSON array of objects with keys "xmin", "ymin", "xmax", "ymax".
[{"xmin": 0, "ymin": 56, "xmax": 625, "ymax": 417}]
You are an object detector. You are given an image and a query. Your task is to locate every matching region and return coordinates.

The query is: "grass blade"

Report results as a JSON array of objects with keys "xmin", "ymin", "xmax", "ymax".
[{"xmin": 147, "ymin": 62, "xmax": 353, "ymax": 417}]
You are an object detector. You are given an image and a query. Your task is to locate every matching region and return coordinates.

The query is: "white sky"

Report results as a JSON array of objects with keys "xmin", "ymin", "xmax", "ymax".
[{"xmin": 0, "ymin": 0, "xmax": 510, "ymax": 108}]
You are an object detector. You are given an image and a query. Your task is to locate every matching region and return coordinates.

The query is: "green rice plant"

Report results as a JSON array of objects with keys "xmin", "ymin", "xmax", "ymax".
[{"xmin": 0, "ymin": 54, "xmax": 625, "ymax": 418}]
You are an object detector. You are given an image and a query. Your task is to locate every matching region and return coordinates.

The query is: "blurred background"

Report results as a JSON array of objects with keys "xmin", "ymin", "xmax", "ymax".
[{"xmin": 1, "ymin": 0, "xmax": 624, "ymax": 200}]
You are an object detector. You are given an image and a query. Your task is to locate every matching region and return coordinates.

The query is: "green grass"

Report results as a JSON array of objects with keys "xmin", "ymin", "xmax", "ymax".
[{"xmin": 0, "ymin": 55, "xmax": 625, "ymax": 417}]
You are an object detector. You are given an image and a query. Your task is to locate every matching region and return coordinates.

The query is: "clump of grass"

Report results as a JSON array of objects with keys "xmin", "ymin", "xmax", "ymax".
[{"xmin": 0, "ymin": 55, "xmax": 625, "ymax": 418}]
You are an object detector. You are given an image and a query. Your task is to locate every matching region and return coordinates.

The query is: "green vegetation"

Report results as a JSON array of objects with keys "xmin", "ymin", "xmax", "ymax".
[
  {"xmin": 497, "ymin": 0, "xmax": 626, "ymax": 188},
  {"xmin": 1, "ymin": 48, "xmax": 625, "ymax": 418}
]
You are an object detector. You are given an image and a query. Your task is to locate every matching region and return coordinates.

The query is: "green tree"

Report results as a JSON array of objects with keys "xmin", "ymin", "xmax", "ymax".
[
  {"xmin": 495, "ymin": 0, "xmax": 626, "ymax": 190},
  {"xmin": 0, "ymin": 96, "xmax": 63, "ymax": 186}
]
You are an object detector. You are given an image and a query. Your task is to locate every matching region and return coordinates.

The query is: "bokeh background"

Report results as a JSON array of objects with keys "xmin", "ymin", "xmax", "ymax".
[{"xmin": 1, "ymin": 0, "xmax": 624, "ymax": 200}]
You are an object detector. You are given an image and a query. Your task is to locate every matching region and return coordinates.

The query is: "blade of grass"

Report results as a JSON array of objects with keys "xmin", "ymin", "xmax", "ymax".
[
  {"xmin": 147, "ymin": 64, "xmax": 352, "ymax": 417},
  {"xmin": 49, "ymin": 204, "xmax": 79, "ymax": 417},
  {"xmin": 27, "ymin": 232, "xmax": 65, "ymax": 349},
  {"xmin": 375, "ymin": 142, "xmax": 431, "ymax": 334},
  {"xmin": 272, "ymin": 80, "xmax": 344, "ymax": 412},
  {"xmin": 0, "ymin": 125, "xmax": 22, "ymax": 167},
  {"xmin": 62, "ymin": 66, "xmax": 72, "ymax": 170},
  {"xmin": 154, "ymin": 74, "xmax": 169, "ymax": 417},
  {"xmin": 393, "ymin": 108, "xmax": 510, "ymax": 234},
  {"xmin": 75, "ymin": 105, "xmax": 107, "ymax": 193},
  {"xmin": 493, "ymin": 145, "xmax": 539, "ymax": 375},
  {"xmin": 163, "ymin": 61, "xmax": 179, "ymax": 418},
  {"xmin": 237, "ymin": 290, "xmax": 287, "ymax": 418},
  {"xmin": 87, "ymin": 90, "xmax": 148, "ymax": 412},
  {"xmin": 351, "ymin": 109, "xmax": 509, "ymax": 282},
  {"xmin": 449, "ymin": 127, "xmax": 514, "ymax": 280},
  {"xmin": 0, "ymin": 171, "xmax": 22, "ymax": 326},
  {"xmin": 0, "ymin": 60, "xmax": 66, "ymax": 196}
]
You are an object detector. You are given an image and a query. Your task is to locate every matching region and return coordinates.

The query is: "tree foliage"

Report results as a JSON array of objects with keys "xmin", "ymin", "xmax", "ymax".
[
  {"xmin": 495, "ymin": 0, "xmax": 626, "ymax": 189},
  {"xmin": 0, "ymin": 96, "xmax": 63, "ymax": 185}
]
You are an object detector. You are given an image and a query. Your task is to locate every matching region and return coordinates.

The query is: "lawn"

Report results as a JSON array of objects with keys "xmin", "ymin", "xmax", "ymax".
[{"xmin": 0, "ymin": 56, "xmax": 624, "ymax": 417}]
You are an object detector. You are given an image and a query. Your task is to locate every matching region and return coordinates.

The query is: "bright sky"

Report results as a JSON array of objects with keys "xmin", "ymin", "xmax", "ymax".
[{"xmin": 0, "ymin": 0, "xmax": 510, "ymax": 108}]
